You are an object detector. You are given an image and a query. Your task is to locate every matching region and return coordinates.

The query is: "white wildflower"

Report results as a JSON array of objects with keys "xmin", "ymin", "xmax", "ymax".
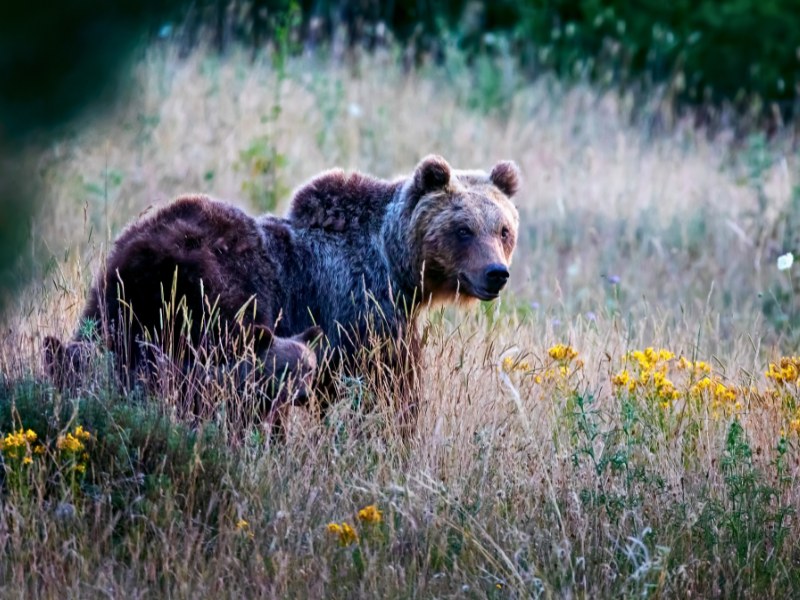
[{"xmin": 777, "ymin": 252, "xmax": 794, "ymax": 271}]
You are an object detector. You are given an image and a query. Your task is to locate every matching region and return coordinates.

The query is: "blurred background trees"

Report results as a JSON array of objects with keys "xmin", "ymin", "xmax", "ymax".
[{"xmin": 175, "ymin": 0, "xmax": 800, "ymax": 115}]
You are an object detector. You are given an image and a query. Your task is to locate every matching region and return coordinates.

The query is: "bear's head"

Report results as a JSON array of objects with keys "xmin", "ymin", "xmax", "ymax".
[
  {"xmin": 404, "ymin": 155, "xmax": 520, "ymax": 303},
  {"xmin": 43, "ymin": 336, "xmax": 92, "ymax": 390}
]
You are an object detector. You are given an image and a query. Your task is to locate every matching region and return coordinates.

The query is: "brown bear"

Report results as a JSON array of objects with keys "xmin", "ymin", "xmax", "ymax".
[{"xmin": 51, "ymin": 155, "xmax": 520, "ymax": 431}]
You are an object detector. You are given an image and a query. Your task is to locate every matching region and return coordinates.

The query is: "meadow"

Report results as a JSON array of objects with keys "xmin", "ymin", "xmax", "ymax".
[{"xmin": 1, "ymin": 42, "xmax": 800, "ymax": 597}]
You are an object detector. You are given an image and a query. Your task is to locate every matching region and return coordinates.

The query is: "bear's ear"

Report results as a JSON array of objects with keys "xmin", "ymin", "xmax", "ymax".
[
  {"xmin": 414, "ymin": 155, "xmax": 451, "ymax": 193},
  {"xmin": 294, "ymin": 325, "xmax": 324, "ymax": 346},
  {"xmin": 490, "ymin": 161, "xmax": 521, "ymax": 197}
]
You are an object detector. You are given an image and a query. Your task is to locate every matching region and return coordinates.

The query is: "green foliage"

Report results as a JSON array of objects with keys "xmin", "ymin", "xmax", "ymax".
[
  {"xmin": 498, "ymin": 0, "xmax": 799, "ymax": 107},
  {"xmin": 235, "ymin": 2, "xmax": 299, "ymax": 212},
  {"xmin": 237, "ymin": 132, "xmax": 288, "ymax": 212},
  {"xmin": 436, "ymin": 1, "xmax": 800, "ymax": 111},
  {"xmin": 566, "ymin": 390, "xmax": 663, "ymax": 526},
  {"xmin": 0, "ymin": 378, "xmax": 230, "ymax": 522},
  {"xmin": 687, "ymin": 421, "xmax": 796, "ymax": 596}
]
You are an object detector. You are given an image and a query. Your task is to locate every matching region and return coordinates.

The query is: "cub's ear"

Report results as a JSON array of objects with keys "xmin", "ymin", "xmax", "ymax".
[
  {"xmin": 414, "ymin": 155, "xmax": 451, "ymax": 193},
  {"xmin": 490, "ymin": 161, "xmax": 521, "ymax": 197},
  {"xmin": 295, "ymin": 325, "xmax": 324, "ymax": 346},
  {"xmin": 43, "ymin": 336, "xmax": 65, "ymax": 376},
  {"xmin": 253, "ymin": 325, "xmax": 275, "ymax": 351}
]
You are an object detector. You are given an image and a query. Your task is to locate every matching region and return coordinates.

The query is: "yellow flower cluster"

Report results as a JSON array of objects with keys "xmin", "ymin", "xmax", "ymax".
[
  {"xmin": 236, "ymin": 518, "xmax": 254, "ymax": 539},
  {"xmin": 613, "ymin": 348, "xmax": 679, "ymax": 407},
  {"xmin": 691, "ymin": 377, "xmax": 736, "ymax": 402},
  {"xmin": 56, "ymin": 425, "xmax": 91, "ymax": 454},
  {"xmin": 611, "ymin": 369, "xmax": 634, "ymax": 391},
  {"xmin": 535, "ymin": 365, "xmax": 571, "ymax": 384},
  {"xmin": 326, "ymin": 504, "xmax": 383, "ymax": 546},
  {"xmin": 690, "ymin": 376, "xmax": 741, "ymax": 416},
  {"xmin": 357, "ymin": 504, "xmax": 382, "ymax": 524},
  {"xmin": 57, "ymin": 425, "xmax": 92, "ymax": 475},
  {"xmin": 0, "ymin": 428, "xmax": 40, "ymax": 463},
  {"xmin": 327, "ymin": 521, "xmax": 358, "ymax": 546},
  {"xmin": 765, "ymin": 357, "xmax": 800, "ymax": 385},
  {"xmin": 501, "ymin": 355, "xmax": 531, "ymax": 373},
  {"xmin": 676, "ymin": 357, "xmax": 712, "ymax": 376},
  {"xmin": 612, "ymin": 348, "xmax": 744, "ymax": 415},
  {"xmin": 1, "ymin": 428, "xmax": 37, "ymax": 451},
  {"xmin": 548, "ymin": 344, "xmax": 579, "ymax": 362},
  {"xmin": 628, "ymin": 348, "xmax": 675, "ymax": 371},
  {"xmin": 534, "ymin": 344, "xmax": 583, "ymax": 384},
  {"xmin": 764, "ymin": 357, "xmax": 800, "ymax": 438}
]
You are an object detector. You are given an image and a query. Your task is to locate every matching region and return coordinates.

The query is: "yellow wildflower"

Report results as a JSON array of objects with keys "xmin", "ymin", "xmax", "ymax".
[
  {"xmin": 340, "ymin": 522, "xmax": 358, "ymax": 545},
  {"xmin": 1, "ymin": 428, "xmax": 38, "ymax": 460},
  {"xmin": 534, "ymin": 367, "xmax": 560, "ymax": 384},
  {"xmin": 327, "ymin": 521, "xmax": 358, "ymax": 546},
  {"xmin": 548, "ymin": 344, "xmax": 578, "ymax": 362},
  {"xmin": 611, "ymin": 369, "xmax": 634, "ymax": 391},
  {"xmin": 236, "ymin": 518, "xmax": 254, "ymax": 539},
  {"xmin": 357, "ymin": 504, "xmax": 383, "ymax": 524},
  {"xmin": 74, "ymin": 463, "xmax": 86, "ymax": 474},
  {"xmin": 652, "ymin": 371, "xmax": 679, "ymax": 400},
  {"xmin": 690, "ymin": 375, "xmax": 740, "ymax": 416},
  {"xmin": 766, "ymin": 357, "xmax": 800, "ymax": 385},
  {"xmin": 695, "ymin": 361, "xmax": 712, "ymax": 374},
  {"xmin": 714, "ymin": 382, "xmax": 736, "ymax": 404},
  {"xmin": 501, "ymin": 356, "xmax": 530, "ymax": 373},
  {"xmin": 57, "ymin": 426, "xmax": 91, "ymax": 454},
  {"xmin": 327, "ymin": 522, "xmax": 343, "ymax": 535},
  {"xmin": 677, "ymin": 357, "xmax": 712, "ymax": 375},
  {"xmin": 22, "ymin": 456, "xmax": 32, "ymax": 465},
  {"xmin": 691, "ymin": 377, "xmax": 713, "ymax": 394},
  {"xmin": 74, "ymin": 426, "xmax": 92, "ymax": 442},
  {"xmin": 57, "ymin": 433, "xmax": 84, "ymax": 454},
  {"xmin": 627, "ymin": 347, "xmax": 673, "ymax": 372}
]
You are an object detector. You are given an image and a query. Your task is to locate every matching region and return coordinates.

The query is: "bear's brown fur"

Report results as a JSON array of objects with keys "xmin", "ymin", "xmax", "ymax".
[{"xmin": 53, "ymin": 155, "xmax": 520, "ymax": 431}]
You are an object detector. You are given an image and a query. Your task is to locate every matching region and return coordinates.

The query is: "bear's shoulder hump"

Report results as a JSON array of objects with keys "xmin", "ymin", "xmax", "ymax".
[{"xmin": 287, "ymin": 169, "xmax": 397, "ymax": 232}]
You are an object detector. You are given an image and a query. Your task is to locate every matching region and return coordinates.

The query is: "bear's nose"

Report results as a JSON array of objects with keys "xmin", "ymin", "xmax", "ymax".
[{"xmin": 484, "ymin": 264, "xmax": 510, "ymax": 291}]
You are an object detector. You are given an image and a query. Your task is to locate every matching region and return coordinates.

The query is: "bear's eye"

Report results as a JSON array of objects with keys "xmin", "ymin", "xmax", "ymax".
[
  {"xmin": 457, "ymin": 227, "xmax": 473, "ymax": 240},
  {"xmin": 501, "ymin": 227, "xmax": 510, "ymax": 240}
]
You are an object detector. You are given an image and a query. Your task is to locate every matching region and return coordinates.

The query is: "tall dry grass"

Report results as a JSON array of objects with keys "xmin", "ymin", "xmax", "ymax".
[{"xmin": 1, "ymin": 43, "xmax": 799, "ymax": 597}]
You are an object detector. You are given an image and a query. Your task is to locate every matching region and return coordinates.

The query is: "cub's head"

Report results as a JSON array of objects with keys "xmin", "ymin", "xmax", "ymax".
[
  {"xmin": 253, "ymin": 325, "xmax": 322, "ymax": 411},
  {"xmin": 405, "ymin": 155, "xmax": 520, "ymax": 302}
]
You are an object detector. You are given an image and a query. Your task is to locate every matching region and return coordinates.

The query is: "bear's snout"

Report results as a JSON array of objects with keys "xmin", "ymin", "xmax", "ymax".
[{"xmin": 484, "ymin": 264, "xmax": 510, "ymax": 294}]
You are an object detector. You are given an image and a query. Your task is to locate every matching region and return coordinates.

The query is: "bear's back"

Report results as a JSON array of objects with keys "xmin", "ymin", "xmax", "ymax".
[{"xmin": 89, "ymin": 194, "xmax": 278, "ymax": 347}]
